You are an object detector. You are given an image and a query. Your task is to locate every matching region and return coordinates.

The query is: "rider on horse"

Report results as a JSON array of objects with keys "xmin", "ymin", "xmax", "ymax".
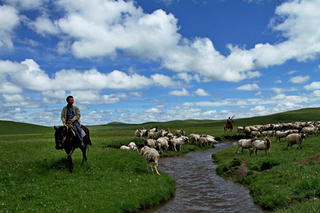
[
  {"xmin": 61, "ymin": 95, "xmax": 84, "ymax": 148},
  {"xmin": 227, "ymin": 116, "xmax": 234, "ymax": 130}
]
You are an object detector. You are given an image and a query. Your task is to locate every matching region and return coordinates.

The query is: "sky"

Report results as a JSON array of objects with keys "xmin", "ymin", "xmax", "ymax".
[{"xmin": 1, "ymin": 0, "xmax": 320, "ymax": 127}]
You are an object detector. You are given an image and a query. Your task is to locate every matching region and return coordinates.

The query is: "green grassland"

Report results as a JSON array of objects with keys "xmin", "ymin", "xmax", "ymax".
[{"xmin": 1, "ymin": 107, "xmax": 320, "ymax": 212}]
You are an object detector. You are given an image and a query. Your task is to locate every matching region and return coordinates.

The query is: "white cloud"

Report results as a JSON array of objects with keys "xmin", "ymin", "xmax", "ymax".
[
  {"xmin": 42, "ymin": 90, "xmax": 66, "ymax": 104},
  {"xmin": 144, "ymin": 107, "xmax": 163, "ymax": 113},
  {"xmin": 289, "ymin": 75, "xmax": 310, "ymax": 84},
  {"xmin": 304, "ymin": 81, "xmax": 320, "ymax": 91},
  {"xmin": 4, "ymin": 0, "xmax": 319, "ymax": 84},
  {"xmin": 2, "ymin": 0, "xmax": 49, "ymax": 10},
  {"xmin": 250, "ymin": 105, "xmax": 265, "ymax": 112},
  {"xmin": 168, "ymin": 88, "xmax": 190, "ymax": 96},
  {"xmin": 255, "ymin": 91, "xmax": 262, "ymax": 96},
  {"xmin": 288, "ymin": 70, "xmax": 298, "ymax": 75},
  {"xmin": 130, "ymin": 92, "xmax": 143, "ymax": 98},
  {"xmin": 151, "ymin": 74, "xmax": 179, "ymax": 87},
  {"xmin": 82, "ymin": 110, "xmax": 114, "ymax": 125},
  {"xmin": 193, "ymin": 88, "xmax": 210, "ymax": 96},
  {"xmin": 28, "ymin": 16, "xmax": 60, "ymax": 36},
  {"xmin": 237, "ymin": 83, "xmax": 260, "ymax": 91},
  {"xmin": 272, "ymin": 87, "xmax": 298, "ymax": 94},
  {"xmin": 0, "ymin": 59, "xmax": 181, "ymax": 93},
  {"xmin": 155, "ymin": 104, "xmax": 165, "ymax": 108},
  {"xmin": 1, "ymin": 94, "xmax": 41, "ymax": 108},
  {"xmin": 0, "ymin": 5, "xmax": 20, "ymax": 50},
  {"xmin": 0, "ymin": 81, "xmax": 22, "ymax": 94},
  {"xmin": 274, "ymin": 79, "xmax": 282, "ymax": 83},
  {"xmin": 176, "ymin": 72, "xmax": 194, "ymax": 83}
]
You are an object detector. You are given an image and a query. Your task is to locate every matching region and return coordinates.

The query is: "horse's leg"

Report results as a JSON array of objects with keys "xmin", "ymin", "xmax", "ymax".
[
  {"xmin": 81, "ymin": 145, "xmax": 87, "ymax": 166},
  {"xmin": 67, "ymin": 147, "xmax": 75, "ymax": 173}
]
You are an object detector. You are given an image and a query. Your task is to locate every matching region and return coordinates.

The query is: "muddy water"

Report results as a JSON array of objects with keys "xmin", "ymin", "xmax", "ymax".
[{"xmin": 143, "ymin": 142, "xmax": 263, "ymax": 213}]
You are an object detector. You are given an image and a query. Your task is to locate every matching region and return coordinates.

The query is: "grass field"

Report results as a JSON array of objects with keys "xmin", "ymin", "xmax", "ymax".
[{"xmin": 1, "ymin": 107, "xmax": 320, "ymax": 212}]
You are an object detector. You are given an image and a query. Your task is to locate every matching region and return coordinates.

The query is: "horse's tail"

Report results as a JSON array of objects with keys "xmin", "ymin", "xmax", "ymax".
[
  {"xmin": 82, "ymin": 125, "xmax": 92, "ymax": 147},
  {"xmin": 86, "ymin": 129, "xmax": 92, "ymax": 147}
]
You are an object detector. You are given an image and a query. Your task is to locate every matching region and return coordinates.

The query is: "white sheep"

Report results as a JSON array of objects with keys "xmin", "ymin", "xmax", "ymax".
[
  {"xmin": 261, "ymin": 131, "xmax": 268, "ymax": 137},
  {"xmin": 128, "ymin": 142, "xmax": 139, "ymax": 153},
  {"xmin": 302, "ymin": 126, "xmax": 318, "ymax": 136},
  {"xmin": 175, "ymin": 129, "xmax": 186, "ymax": 136},
  {"xmin": 134, "ymin": 129, "xmax": 142, "ymax": 141},
  {"xmin": 120, "ymin": 145, "xmax": 131, "ymax": 150},
  {"xmin": 286, "ymin": 133, "xmax": 307, "ymax": 149},
  {"xmin": 251, "ymin": 130, "xmax": 261, "ymax": 137},
  {"xmin": 140, "ymin": 146, "xmax": 160, "ymax": 175},
  {"xmin": 170, "ymin": 136, "xmax": 188, "ymax": 151},
  {"xmin": 235, "ymin": 137, "xmax": 257, "ymax": 154},
  {"xmin": 155, "ymin": 137, "xmax": 169, "ymax": 151},
  {"xmin": 199, "ymin": 135, "xmax": 208, "ymax": 147},
  {"xmin": 244, "ymin": 126, "xmax": 251, "ymax": 135},
  {"xmin": 268, "ymin": 130, "xmax": 275, "ymax": 137},
  {"xmin": 160, "ymin": 128, "xmax": 171, "ymax": 137},
  {"xmin": 205, "ymin": 135, "xmax": 219, "ymax": 146},
  {"xmin": 189, "ymin": 133, "xmax": 200, "ymax": 144},
  {"xmin": 143, "ymin": 138, "xmax": 156, "ymax": 148},
  {"xmin": 250, "ymin": 137, "xmax": 271, "ymax": 157},
  {"xmin": 275, "ymin": 131, "xmax": 289, "ymax": 142},
  {"xmin": 147, "ymin": 130, "xmax": 159, "ymax": 139}
]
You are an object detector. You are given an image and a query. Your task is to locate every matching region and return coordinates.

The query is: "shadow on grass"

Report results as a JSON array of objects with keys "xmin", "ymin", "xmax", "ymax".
[{"xmin": 50, "ymin": 158, "xmax": 69, "ymax": 171}]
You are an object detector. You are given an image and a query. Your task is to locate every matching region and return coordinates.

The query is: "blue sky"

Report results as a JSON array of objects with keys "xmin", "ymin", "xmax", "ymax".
[{"xmin": 1, "ymin": 0, "xmax": 320, "ymax": 127}]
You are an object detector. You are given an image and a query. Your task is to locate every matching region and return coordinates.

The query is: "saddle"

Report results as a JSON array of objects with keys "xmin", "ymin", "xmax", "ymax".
[{"xmin": 66, "ymin": 124, "xmax": 86, "ymax": 138}]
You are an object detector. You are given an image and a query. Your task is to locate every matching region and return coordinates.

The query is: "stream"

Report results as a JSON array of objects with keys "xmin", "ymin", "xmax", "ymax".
[{"xmin": 143, "ymin": 142, "xmax": 263, "ymax": 213}]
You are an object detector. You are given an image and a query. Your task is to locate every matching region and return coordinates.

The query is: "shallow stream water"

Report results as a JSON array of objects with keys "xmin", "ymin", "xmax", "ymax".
[{"xmin": 143, "ymin": 142, "xmax": 263, "ymax": 213}]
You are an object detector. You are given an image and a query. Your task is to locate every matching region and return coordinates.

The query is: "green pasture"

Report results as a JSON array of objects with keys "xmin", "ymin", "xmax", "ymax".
[
  {"xmin": 1, "ymin": 107, "xmax": 320, "ymax": 212},
  {"xmin": 213, "ymin": 109, "xmax": 320, "ymax": 212},
  {"xmin": 0, "ymin": 132, "xmax": 175, "ymax": 212}
]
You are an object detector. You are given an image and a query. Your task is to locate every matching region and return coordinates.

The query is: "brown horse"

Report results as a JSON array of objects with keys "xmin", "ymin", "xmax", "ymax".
[{"xmin": 224, "ymin": 120, "xmax": 235, "ymax": 132}]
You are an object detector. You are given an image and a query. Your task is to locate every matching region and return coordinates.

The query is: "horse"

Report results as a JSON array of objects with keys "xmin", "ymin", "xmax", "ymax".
[
  {"xmin": 224, "ymin": 120, "xmax": 235, "ymax": 132},
  {"xmin": 54, "ymin": 124, "xmax": 92, "ymax": 173}
]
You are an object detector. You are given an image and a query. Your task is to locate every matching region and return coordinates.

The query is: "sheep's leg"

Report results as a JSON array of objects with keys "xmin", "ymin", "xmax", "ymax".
[
  {"xmin": 154, "ymin": 164, "xmax": 160, "ymax": 175},
  {"xmin": 255, "ymin": 149, "xmax": 258, "ymax": 156},
  {"xmin": 235, "ymin": 146, "xmax": 240, "ymax": 154},
  {"xmin": 150, "ymin": 163, "xmax": 154, "ymax": 172},
  {"xmin": 174, "ymin": 144, "xmax": 177, "ymax": 152}
]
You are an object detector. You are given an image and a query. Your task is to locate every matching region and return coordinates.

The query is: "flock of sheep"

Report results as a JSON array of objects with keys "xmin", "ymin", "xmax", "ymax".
[
  {"xmin": 235, "ymin": 121, "xmax": 316, "ymax": 156},
  {"xmin": 119, "ymin": 126, "xmax": 219, "ymax": 175},
  {"xmin": 119, "ymin": 120, "xmax": 317, "ymax": 175}
]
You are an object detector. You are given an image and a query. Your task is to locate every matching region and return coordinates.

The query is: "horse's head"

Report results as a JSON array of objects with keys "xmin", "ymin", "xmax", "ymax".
[{"xmin": 54, "ymin": 126, "xmax": 68, "ymax": 150}]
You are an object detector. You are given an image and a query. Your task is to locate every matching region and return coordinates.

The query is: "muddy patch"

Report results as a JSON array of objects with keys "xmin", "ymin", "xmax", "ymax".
[{"xmin": 297, "ymin": 153, "xmax": 320, "ymax": 164}]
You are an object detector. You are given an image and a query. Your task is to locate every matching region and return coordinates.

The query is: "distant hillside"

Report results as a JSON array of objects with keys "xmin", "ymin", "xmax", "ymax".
[
  {"xmin": 1, "ymin": 107, "xmax": 320, "ymax": 135},
  {"xmin": 0, "ymin": 121, "xmax": 53, "ymax": 135},
  {"xmin": 234, "ymin": 107, "xmax": 320, "ymax": 127},
  {"xmin": 95, "ymin": 107, "xmax": 320, "ymax": 131}
]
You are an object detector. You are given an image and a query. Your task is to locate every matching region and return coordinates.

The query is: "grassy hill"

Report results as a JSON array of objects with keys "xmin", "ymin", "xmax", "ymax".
[
  {"xmin": 0, "ymin": 120, "xmax": 53, "ymax": 135},
  {"xmin": 2, "ymin": 107, "xmax": 320, "ymax": 135}
]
